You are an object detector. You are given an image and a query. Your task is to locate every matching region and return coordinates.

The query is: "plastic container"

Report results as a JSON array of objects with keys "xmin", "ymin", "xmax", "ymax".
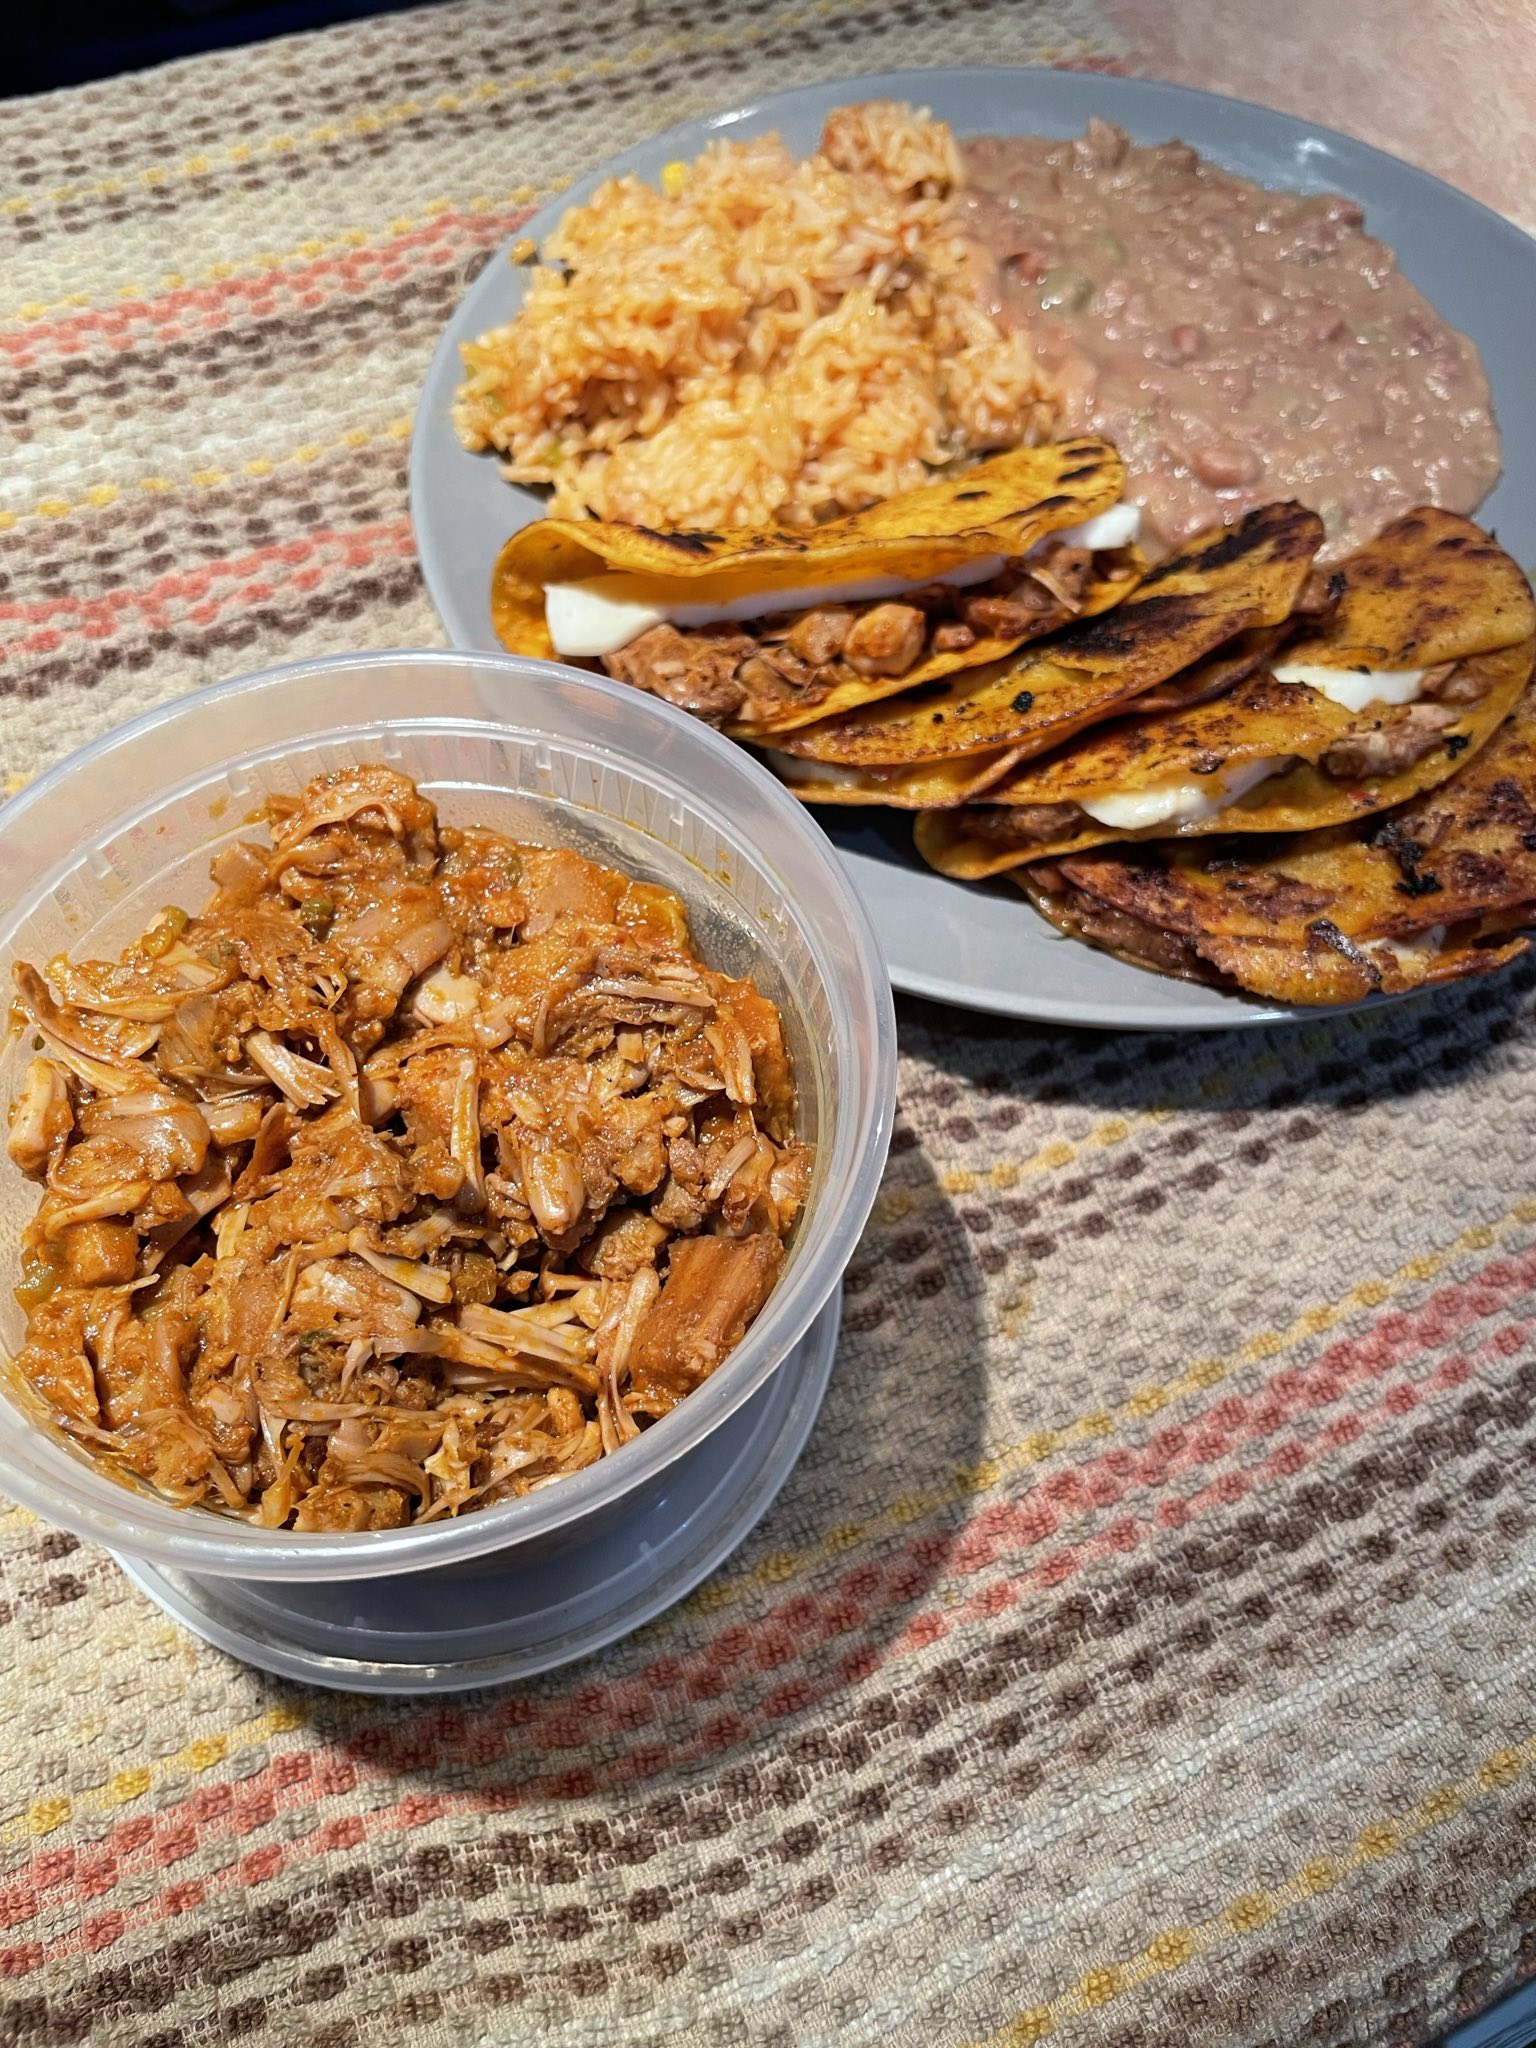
[{"xmin": 0, "ymin": 650, "xmax": 896, "ymax": 1584}]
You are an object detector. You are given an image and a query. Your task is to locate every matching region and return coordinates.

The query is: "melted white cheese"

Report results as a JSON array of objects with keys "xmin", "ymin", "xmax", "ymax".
[
  {"xmin": 1368, "ymin": 925, "xmax": 1446, "ymax": 967},
  {"xmin": 763, "ymin": 751, "xmax": 848, "ymax": 786},
  {"xmin": 1046, "ymin": 502, "xmax": 1141, "ymax": 551},
  {"xmin": 546, "ymin": 555, "xmax": 1006, "ymax": 658},
  {"xmin": 1079, "ymin": 756, "xmax": 1283, "ymax": 832},
  {"xmin": 546, "ymin": 583, "xmax": 672, "ymax": 658},
  {"xmin": 544, "ymin": 502, "xmax": 1143, "ymax": 656},
  {"xmin": 1271, "ymin": 661, "xmax": 1427, "ymax": 711}
]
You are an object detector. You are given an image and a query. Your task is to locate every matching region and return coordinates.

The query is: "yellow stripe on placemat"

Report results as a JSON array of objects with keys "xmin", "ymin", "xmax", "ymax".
[
  {"xmin": 977, "ymin": 1729, "xmax": 1536, "ymax": 2045},
  {"xmin": 0, "ymin": 188, "xmax": 547, "ymax": 328},
  {"xmin": 909, "ymin": 1008, "xmax": 1377, "ymax": 1216},
  {"xmin": 1, "ymin": 96, "xmax": 526, "ymax": 215},
  {"xmin": 0, "ymin": 418, "xmax": 413, "ymax": 531},
  {"xmin": 683, "ymin": 1193, "xmax": 1536, "ymax": 1616},
  {"xmin": 0, "ymin": 0, "xmax": 898, "ymax": 218},
  {"xmin": 937, "ymin": 1109, "xmax": 1176, "ymax": 1200},
  {"xmin": 0, "ymin": 1701, "xmax": 312, "ymax": 1844}
]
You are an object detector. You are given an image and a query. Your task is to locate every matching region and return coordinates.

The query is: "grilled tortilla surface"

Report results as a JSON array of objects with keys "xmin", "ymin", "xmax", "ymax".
[
  {"xmin": 775, "ymin": 501, "xmax": 1324, "ymax": 773},
  {"xmin": 1017, "ymin": 669, "xmax": 1536, "ymax": 1007},
  {"xmin": 919, "ymin": 509, "xmax": 1536, "ymax": 876},
  {"xmin": 490, "ymin": 438, "xmax": 1136, "ymax": 730}
]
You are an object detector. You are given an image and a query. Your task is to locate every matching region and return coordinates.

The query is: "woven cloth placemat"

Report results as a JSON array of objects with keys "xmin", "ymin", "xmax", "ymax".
[{"xmin": 4, "ymin": 6, "xmax": 1536, "ymax": 2045}]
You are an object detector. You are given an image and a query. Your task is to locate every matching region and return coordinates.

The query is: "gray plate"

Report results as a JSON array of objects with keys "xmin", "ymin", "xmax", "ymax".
[{"xmin": 410, "ymin": 68, "xmax": 1536, "ymax": 1031}]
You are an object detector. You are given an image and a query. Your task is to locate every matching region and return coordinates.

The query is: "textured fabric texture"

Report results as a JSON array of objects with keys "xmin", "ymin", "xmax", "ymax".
[{"xmin": 3, "ymin": 7, "xmax": 1536, "ymax": 2046}]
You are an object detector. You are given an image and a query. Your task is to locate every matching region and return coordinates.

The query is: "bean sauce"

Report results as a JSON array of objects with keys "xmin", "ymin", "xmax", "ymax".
[{"xmin": 949, "ymin": 121, "xmax": 1501, "ymax": 559}]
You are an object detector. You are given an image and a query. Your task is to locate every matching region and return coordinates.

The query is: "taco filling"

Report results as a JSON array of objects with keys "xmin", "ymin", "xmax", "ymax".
[
  {"xmin": 1008, "ymin": 659, "xmax": 1536, "ymax": 1006},
  {"xmin": 489, "ymin": 438, "xmax": 1144, "ymax": 732},
  {"xmin": 916, "ymin": 508, "xmax": 1536, "ymax": 877},
  {"xmin": 587, "ymin": 505, "xmax": 1136, "ymax": 726}
]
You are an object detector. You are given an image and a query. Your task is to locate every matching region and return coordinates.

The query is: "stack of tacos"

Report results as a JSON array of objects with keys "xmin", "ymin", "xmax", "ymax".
[
  {"xmin": 494, "ymin": 452, "xmax": 1536, "ymax": 1009},
  {"xmin": 919, "ymin": 508, "xmax": 1536, "ymax": 1003}
]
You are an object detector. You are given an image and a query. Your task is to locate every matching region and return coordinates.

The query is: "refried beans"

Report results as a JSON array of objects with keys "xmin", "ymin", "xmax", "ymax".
[{"xmin": 947, "ymin": 119, "xmax": 1501, "ymax": 559}]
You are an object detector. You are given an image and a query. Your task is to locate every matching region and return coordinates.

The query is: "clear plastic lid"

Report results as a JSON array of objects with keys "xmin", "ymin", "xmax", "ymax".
[{"xmin": 0, "ymin": 651, "xmax": 897, "ymax": 1580}]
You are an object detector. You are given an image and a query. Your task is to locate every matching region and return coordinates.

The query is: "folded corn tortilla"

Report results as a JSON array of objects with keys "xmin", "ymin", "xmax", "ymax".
[
  {"xmin": 775, "ymin": 500, "xmax": 1325, "ymax": 771},
  {"xmin": 919, "ymin": 511, "xmax": 1536, "ymax": 875},
  {"xmin": 1013, "ymin": 666, "xmax": 1536, "ymax": 1006},
  {"xmin": 490, "ymin": 439, "xmax": 1139, "ymax": 732}
]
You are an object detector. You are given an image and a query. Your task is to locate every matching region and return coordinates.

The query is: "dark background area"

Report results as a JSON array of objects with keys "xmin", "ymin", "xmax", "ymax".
[{"xmin": 0, "ymin": 0, "xmax": 448, "ymax": 98}]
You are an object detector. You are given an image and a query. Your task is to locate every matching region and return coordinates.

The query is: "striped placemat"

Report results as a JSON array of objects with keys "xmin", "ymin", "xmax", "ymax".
[{"xmin": 3, "ymin": 6, "xmax": 1536, "ymax": 2046}]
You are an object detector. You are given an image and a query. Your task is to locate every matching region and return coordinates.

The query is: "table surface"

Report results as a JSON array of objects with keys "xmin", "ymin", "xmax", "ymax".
[{"xmin": 4, "ymin": 4, "xmax": 1536, "ymax": 2046}]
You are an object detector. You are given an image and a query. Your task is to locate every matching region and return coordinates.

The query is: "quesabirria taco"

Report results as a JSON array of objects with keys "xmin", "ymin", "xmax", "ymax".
[
  {"xmin": 489, "ymin": 439, "xmax": 1144, "ymax": 733},
  {"xmin": 771, "ymin": 501, "xmax": 1324, "ymax": 796},
  {"xmin": 1014, "ymin": 665, "xmax": 1536, "ymax": 1006},
  {"xmin": 918, "ymin": 510, "xmax": 1535, "ymax": 875}
]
